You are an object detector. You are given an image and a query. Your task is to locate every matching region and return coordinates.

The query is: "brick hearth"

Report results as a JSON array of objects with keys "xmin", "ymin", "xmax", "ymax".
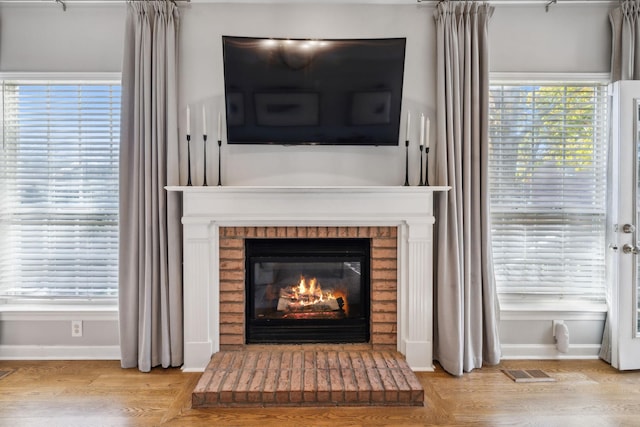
[
  {"xmin": 192, "ymin": 349, "xmax": 424, "ymax": 407},
  {"xmin": 218, "ymin": 226, "xmax": 398, "ymax": 350}
]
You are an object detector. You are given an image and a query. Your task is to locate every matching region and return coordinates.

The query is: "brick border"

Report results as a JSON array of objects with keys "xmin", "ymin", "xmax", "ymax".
[{"xmin": 219, "ymin": 226, "xmax": 398, "ymax": 351}]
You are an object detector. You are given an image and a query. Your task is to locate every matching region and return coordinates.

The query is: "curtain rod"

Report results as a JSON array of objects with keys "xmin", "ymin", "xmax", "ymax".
[
  {"xmin": 417, "ymin": 0, "xmax": 615, "ymax": 4},
  {"xmin": 1, "ymin": 0, "xmax": 191, "ymax": 12},
  {"xmin": 0, "ymin": 0, "xmax": 616, "ymax": 9},
  {"xmin": 417, "ymin": 0, "xmax": 616, "ymax": 12},
  {"xmin": 61, "ymin": 0, "xmax": 191, "ymax": 11},
  {"xmin": 0, "ymin": 0, "xmax": 616, "ymax": 4}
]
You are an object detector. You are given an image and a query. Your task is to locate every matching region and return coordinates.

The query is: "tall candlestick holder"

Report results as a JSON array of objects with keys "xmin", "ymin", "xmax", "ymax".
[
  {"xmin": 217, "ymin": 140, "xmax": 222, "ymax": 186},
  {"xmin": 419, "ymin": 145, "xmax": 424, "ymax": 186},
  {"xmin": 424, "ymin": 147, "xmax": 430, "ymax": 186},
  {"xmin": 202, "ymin": 134, "xmax": 208, "ymax": 186},
  {"xmin": 404, "ymin": 140, "xmax": 410, "ymax": 186},
  {"xmin": 186, "ymin": 134, "xmax": 192, "ymax": 186}
]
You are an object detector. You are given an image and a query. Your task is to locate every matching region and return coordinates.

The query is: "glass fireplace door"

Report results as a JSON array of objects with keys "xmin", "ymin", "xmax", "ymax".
[{"xmin": 245, "ymin": 238, "xmax": 370, "ymax": 344}]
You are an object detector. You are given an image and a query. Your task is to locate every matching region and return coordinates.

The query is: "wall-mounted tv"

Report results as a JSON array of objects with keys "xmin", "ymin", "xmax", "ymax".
[{"xmin": 222, "ymin": 36, "xmax": 406, "ymax": 146}]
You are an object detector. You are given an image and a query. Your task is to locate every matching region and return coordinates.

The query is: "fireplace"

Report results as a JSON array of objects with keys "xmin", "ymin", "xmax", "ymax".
[
  {"xmin": 245, "ymin": 238, "xmax": 370, "ymax": 344},
  {"xmin": 168, "ymin": 185, "xmax": 448, "ymax": 372}
]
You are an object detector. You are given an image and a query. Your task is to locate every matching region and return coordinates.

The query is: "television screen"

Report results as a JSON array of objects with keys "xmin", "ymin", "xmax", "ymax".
[{"xmin": 222, "ymin": 36, "xmax": 406, "ymax": 146}]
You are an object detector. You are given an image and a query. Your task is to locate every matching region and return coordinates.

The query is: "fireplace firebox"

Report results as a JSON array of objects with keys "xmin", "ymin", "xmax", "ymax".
[{"xmin": 245, "ymin": 238, "xmax": 370, "ymax": 344}]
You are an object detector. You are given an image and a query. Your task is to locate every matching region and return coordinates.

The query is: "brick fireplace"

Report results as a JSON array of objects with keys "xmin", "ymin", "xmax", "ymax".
[
  {"xmin": 218, "ymin": 226, "xmax": 397, "ymax": 350},
  {"xmin": 167, "ymin": 186, "xmax": 448, "ymax": 372}
]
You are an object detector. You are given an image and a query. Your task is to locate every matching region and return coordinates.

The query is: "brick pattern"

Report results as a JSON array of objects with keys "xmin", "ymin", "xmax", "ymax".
[
  {"xmin": 219, "ymin": 226, "xmax": 398, "ymax": 351},
  {"xmin": 192, "ymin": 350, "xmax": 424, "ymax": 407}
]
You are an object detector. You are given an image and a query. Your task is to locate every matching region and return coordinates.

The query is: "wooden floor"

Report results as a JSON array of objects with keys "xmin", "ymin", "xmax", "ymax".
[{"xmin": 1, "ymin": 359, "xmax": 639, "ymax": 426}]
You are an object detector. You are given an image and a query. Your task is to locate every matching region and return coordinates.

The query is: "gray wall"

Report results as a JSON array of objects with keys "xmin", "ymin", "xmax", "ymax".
[
  {"xmin": 491, "ymin": 4, "xmax": 610, "ymax": 73},
  {"xmin": 0, "ymin": 2, "xmax": 612, "ymax": 360}
]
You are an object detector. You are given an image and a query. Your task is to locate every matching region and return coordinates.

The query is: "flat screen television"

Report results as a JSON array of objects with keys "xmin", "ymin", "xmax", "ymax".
[{"xmin": 222, "ymin": 36, "xmax": 406, "ymax": 146}]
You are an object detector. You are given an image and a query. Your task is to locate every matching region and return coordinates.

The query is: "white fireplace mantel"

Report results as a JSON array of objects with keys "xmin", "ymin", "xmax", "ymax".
[{"xmin": 167, "ymin": 185, "xmax": 449, "ymax": 372}]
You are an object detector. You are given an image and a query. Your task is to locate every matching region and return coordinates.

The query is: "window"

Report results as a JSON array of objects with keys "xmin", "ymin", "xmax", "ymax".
[
  {"xmin": 489, "ymin": 78, "xmax": 608, "ymax": 302},
  {"xmin": 0, "ymin": 78, "xmax": 121, "ymax": 300}
]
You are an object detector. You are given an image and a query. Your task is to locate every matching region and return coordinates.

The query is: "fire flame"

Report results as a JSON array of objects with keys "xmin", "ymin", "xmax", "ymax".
[
  {"xmin": 295, "ymin": 276, "xmax": 324, "ymax": 302},
  {"xmin": 283, "ymin": 275, "xmax": 348, "ymax": 315}
]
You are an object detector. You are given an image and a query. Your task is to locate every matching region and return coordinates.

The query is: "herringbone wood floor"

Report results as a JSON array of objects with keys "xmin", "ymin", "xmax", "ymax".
[{"xmin": 0, "ymin": 359, "xmax": 639, "ymax": 426}]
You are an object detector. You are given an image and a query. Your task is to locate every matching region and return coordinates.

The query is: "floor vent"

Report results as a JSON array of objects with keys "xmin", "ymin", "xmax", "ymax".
[{"xmin": 503, "ymin": 369, "xmax": 556, "ymax": 383}]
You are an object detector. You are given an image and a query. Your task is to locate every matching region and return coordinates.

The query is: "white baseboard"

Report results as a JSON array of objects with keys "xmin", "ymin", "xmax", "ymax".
[
  {"xmin": 0, "ymin": 343, "xmax": 602, "ymax": 363},
  {"xmin": 0, "ymin": 345, "xmax": 120, "ymax": 360},
  {"xmin": 501, "ymin": 343, "xmax": 602, "ymax": 360}
]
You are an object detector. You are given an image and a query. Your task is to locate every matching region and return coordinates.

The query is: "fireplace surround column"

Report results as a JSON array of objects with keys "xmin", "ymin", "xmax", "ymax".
[
  {"xmin": 400, "ymin": 219, "xmax": 435, "ymax": 370},
  {"xmin": 167, "ymin": 186, "xmax": 450, "ymax": 372}
]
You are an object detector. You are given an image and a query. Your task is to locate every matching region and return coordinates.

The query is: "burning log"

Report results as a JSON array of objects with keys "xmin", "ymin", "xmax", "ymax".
[
  {"xmin": 277, "ymin": 290, "xmax": 341, "ymax": 312},
  {"xmin": 275, "ymin": 275, "xmax": 346, "ymax": 314}
]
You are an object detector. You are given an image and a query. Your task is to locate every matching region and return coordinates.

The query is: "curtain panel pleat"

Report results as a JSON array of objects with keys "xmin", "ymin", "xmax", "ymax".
[
  {"xmin": 119, "ymin": 0, "xmax": 182, "ymax": 372},
  {"xmin": 610, "ymin": 0, "xmax": 640, "ymax": 81},
  {"xmin": 433, "ymin": 1, "xmax": 501, "ymax": 376}
]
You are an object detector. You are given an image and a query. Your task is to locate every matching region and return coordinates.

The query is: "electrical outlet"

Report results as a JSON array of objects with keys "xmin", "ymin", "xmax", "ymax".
[{"xmin": 71, "ymin": 320, "xmax": 83, "ymax": 337}]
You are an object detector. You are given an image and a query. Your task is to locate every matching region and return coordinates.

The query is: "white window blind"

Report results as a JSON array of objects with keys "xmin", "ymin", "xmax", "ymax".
[
  {"xmin": 489, "ymin": 82, "xmax": 608, "ymax": 301},
  {"xmin": 0, "ymin": 80, "xmax": 121, "ymax": 299}
]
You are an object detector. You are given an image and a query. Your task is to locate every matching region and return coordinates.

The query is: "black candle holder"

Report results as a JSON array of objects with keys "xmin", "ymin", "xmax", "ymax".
[
  {"xmin": 217, "ymin": 140, "xmax": 222, "ymax": 186},
  {"xmin": 404, "ymin": 140, "xmax": 410, "ymax": 186},
  {"xmin": 424, "ymin": 147, "xmax": 430, "ymax": 186},
  {"xmin": 203, "ymin": 134, "xmax": 208, "ymax": 186},
  {"xmin": 186, "ymin": 134, "xmax": 192, "ymax": 186},
  {"xmin": 419, "ymin": 145, "xmax": 424, "ymax": 186}
]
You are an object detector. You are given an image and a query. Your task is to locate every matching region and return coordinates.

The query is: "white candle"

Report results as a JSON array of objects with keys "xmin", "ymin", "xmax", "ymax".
[
  {"xmin": 202, "ymin": 105, "xmax": 207, "ymax": 135},
  {"xmin": 406, "ymin": 111, "xmax": 411, "ymax": 141},
  {"xmin": 217, "ymin": 111, "xmax": 222, "ymax": 141},
  {"xmin": 186, "ymin": 105, "xmax": 191, "ymax": 135},
  {"xmin": 419, "ymin": 113, "xmax": 425, "ymax": 146},
  {"xmin": 425, "ymin": 117, "xmax": 431, "ymax": 148}
]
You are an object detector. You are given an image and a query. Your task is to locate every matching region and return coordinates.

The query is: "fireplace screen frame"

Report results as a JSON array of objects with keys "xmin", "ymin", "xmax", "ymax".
[{"xmin": 245, "ymin": 238, "xmax": 371, "ymax": 344}]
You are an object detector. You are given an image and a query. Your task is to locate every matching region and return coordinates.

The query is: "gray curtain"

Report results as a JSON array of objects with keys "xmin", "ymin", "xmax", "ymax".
[
  {"xmin": 610, "ymin": 0, "xmax": 640, "ymax": 81},
  {"xmin": 432, "ymin": 1, "xmax": 501, "ymax": 376},
  {"xmin": 119, "ymin": 0, "xmax": 183, "ymax": 372}
]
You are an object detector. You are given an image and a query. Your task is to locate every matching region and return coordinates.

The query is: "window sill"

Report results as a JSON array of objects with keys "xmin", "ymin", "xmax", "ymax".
[
  {"xmin": 500, "ymin": 298, "xmax": 607, "ymax": 321},
  {"xmin": 0, "ymin": 303, "xmax": 118, "ymax": 322}
]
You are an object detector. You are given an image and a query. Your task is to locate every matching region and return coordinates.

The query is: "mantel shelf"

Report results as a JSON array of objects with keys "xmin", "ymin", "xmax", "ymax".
[{"xmin": 166, "ymin": 185, "xmax": 451, "ymax": 193}]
